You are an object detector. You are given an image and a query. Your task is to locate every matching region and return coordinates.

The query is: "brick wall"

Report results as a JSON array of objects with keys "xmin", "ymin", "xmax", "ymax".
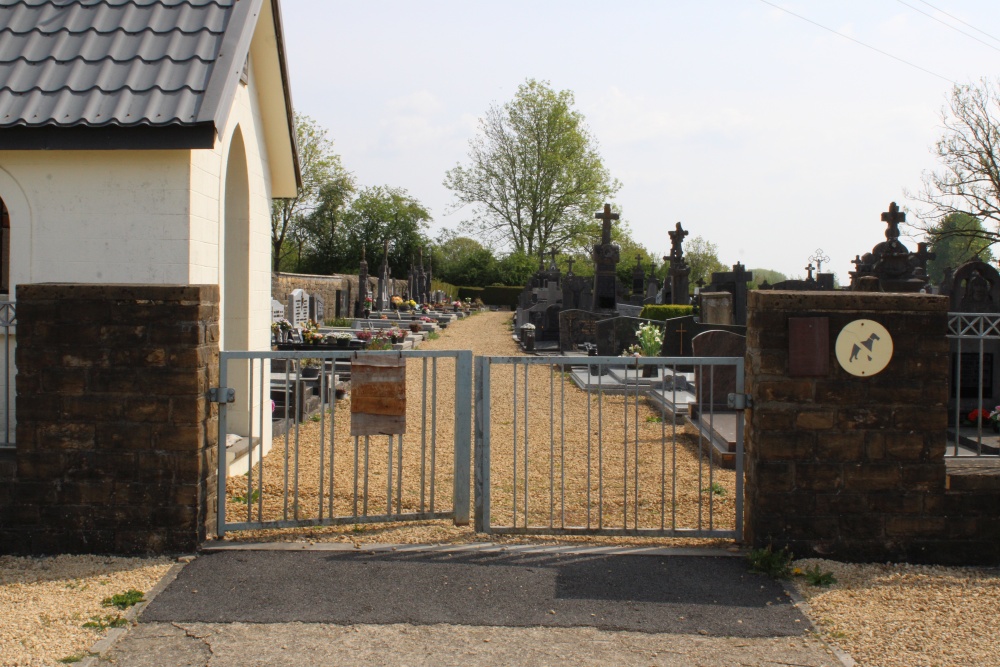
[
  {"xmin": 745, "ymin": 291, "xmax": 1000, "ymax": 564},
  {"xmin": 0, "ymin": 284, "xmax": 219, "ymax": 555}
]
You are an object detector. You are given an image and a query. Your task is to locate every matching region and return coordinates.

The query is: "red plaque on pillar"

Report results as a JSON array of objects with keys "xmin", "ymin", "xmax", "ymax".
[{"xmin": 788, "ymin": 317, "xmax": 829, "ymax": 377}]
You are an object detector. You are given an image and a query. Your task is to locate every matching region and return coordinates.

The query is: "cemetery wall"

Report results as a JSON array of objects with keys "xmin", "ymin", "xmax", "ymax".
[
  {"xmin": 0, "ymin": 284, "xmax": 220, "ymax": 555},
  {"xmin": 272, "ymin": 272, "xmax": 408, "ymax": 318},
  {"xmin": 745, "ymin": 291, "xmax": 1000, "ymax": 565}
]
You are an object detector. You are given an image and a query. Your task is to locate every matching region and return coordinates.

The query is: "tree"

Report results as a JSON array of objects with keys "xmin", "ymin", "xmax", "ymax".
[
  {"xmin": 748, "ymin": 268, "xmax": 787, "ymax": 289},
  {"xmin": 909, "ymin": 79, "xmax": 1000, "ymax": 253},
  {"xmin": 925, "ymin": 213, "xmax": 994, "ymax": 282},
  {"xmin": 294, "ymin": 170, "xmax": 356, "ymax": 274},
  {"xmin": 431, "ymin": 235, "xmax": 498, "ymax": 287},
  {"xmin": 336, "ymin": 186, "xmax": 431, "ymax": 277},
  {"xmin": 443, "ymin": 79, "xmax": 620, "ymax": 257},
  {"xmin": 271, "ymin": 114, "xmax": 353, "ymax": 271},
  {"xmin": 493, "ymin": 251, "xmax": 538, "ymax": 286},
  {"xmin": 685, "ymin": 236, "xmax": 726, "ymax": 287}
]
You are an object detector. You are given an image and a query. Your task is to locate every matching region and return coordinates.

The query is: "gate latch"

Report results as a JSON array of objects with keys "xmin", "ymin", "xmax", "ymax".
[
  {"xmin": 209, "ymin": 387, "xmax": 236, "ymax": 404},
  {"xmin": 727, "ymin": 393, "xmax": 752, "ymax": 410}
]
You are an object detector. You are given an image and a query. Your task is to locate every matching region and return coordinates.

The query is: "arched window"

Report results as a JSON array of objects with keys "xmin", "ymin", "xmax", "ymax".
[{"xmin": 0, "ymin": 196, "xmax": 8, "ymax": 295}]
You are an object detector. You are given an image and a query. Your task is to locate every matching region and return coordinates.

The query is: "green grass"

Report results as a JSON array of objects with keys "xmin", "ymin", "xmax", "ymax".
[
  {"xmin": 427, "ymin": 332, "xmax": 440, "ymax": 340},
  {"xmin": 352, "ymin": 524, "xmax": 365, "ymax": 534},
  {"xmin": 703, "ymin": 482, "xmax": 726, "ymax": 496},
  {"xmin": 801, "ymin": 564, "xmax": 837, "ymax": 587},
  {"xmin": 102, "ymin": 589, "xmax": 145, "ymax": 610},
  {"xmin": 58, "ymin": 653, "xmax": 92, "ymax": 664},
  {"xmin": 747, "ymin": 544, "xmax": 793, "ymax": 578},
  {"xmin": 645, "ymin": 414, "xmax": 663, "ymax": 423},
  {"xmin": 83, "ymin": 614, "xmax": 128, "ymax": 630},
  {"xmin": 232, "ymin": 490, "xmax": 260, "ymax": 504}
]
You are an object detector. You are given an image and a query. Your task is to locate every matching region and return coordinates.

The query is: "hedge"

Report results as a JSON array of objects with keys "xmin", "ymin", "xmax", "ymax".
[
  {"xmin": 482, "ymin": 285, "xmax": 523, "ymax": 307},
  {"xmin": 639, "ymin": 304, "xmax": 695, "ymax": 321},
  {"xmin": 457, "ymin": 286, "xmax": 484, "ymax": 302},
  {"xmin": 430, "ymin": 279, "xmax": 458, "ymax": 300}
]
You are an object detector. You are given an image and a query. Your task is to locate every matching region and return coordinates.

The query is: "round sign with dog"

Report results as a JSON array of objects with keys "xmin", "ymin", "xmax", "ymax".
[{"xmin": 835, "ymin": 319, "xmax": 893, "ymax": 377}]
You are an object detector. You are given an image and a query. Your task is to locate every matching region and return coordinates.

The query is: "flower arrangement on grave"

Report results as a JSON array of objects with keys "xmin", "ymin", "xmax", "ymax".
[
  {"xmin": 271, "ymin": 318, "xmax": 292, "ymax": 335},
  {"xmin": 356, "ymin": 330, "xmax": 373, "ymax": 342},
  {"xmin": 452, "ymin": 300, "xmax": 462, "ymax": 309},
  {"xmin": 302, "ymin": 329, "xmax": 325, "ymax": 345},
  {"xmin": 407, "ymin": 299, "xmax": 417, "ymax": 309},
  {"xmin": 967, "ymin": 408, "xmax": 991, "ymax": 426},
  {"xmin": 420, "ymin": 316, "xmax": 434, "ymax": 323},
  {"xmin": 409, "ymin": 322, "xmax": 422, "ymax": 333},
  {"xmin": 521, "ymin": 323, "xmax": 536, "ymax": 331},
  {"xmin": 635, "ymin": 323, "xmax": 664, "ymax": 357},
  {"xmin": 391, "ymin": 296, "xmax": 403, "ymax": 308},
  {"xmin": 305, "ymin": 319, "xmax": 320, "ymax": 331},
  {"xmin": 989, "ymin": 407, "xmax": 1000, "ymax": 431}
]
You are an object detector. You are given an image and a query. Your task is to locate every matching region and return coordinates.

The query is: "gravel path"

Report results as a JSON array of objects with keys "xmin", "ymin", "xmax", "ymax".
[{"xmin": 0, "ymin": 555, "xmax": 172, "ymax": 667}]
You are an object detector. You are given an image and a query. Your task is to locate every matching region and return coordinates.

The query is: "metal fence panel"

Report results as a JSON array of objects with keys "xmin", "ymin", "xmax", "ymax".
[
  {"xmin": 947, "ymin": 312, "xmax": 1000, "ymax": 457},
  {"xmin": 216, "ymin": 349, "xmax": 472, "ymax": 537},
  {"xmin": 473, "ymin": 355, "xmax": 744, "ymax": 539}
]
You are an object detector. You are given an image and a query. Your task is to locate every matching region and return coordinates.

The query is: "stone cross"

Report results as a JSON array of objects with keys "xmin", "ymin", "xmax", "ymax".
[
  {"xmin": 881, "ymin": 202, "xmax": 905, "ymax": 241},
  {"xmin": 805, "ymin": 263, "xmax": 815, "ymax": 281},
  {"xmin": 549, "ymin": 249, "xmax": 558, "ymax": 270},
  {"xmin": 913, "ymin": 242, "xmax": 936, "ymax": 278},
  {"xmin": 595, "ymin": 204, "xmax": 619, "ymax": 245},
  {"xmin": 668, "ymin": 222, "xmax": 688, "ymax": 261},
  {"xmin": 567, "ymin": 257, "xmax": 575, "ymax": 276},
  {"xmin": 674, "ymin": 321, "xmax": 688, "ymax": 354},
  {"xmin": 809, "ymin": 248, "xmax": 830, "ymax": 273}
]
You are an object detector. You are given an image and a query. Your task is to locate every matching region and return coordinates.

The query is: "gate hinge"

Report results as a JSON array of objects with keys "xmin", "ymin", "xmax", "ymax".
[
  {"xmin": 209, "ymin": 387, "xmax": 236, "ymax": 404},
  {"xmin": 727, "ymin": 393, "xmax": 752, "ymax": 410}
]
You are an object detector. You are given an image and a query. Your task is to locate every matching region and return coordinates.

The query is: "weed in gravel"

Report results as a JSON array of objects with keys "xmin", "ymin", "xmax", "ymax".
[
  {"xmin": 83, "ymin": 613, "xmax": 128, "ymax": 630},
  {"xmin": 645, "ymin": 415, "xmax": 662, "ymax": 423},
  {"xmin": 800, "ymin": 564, "xmax": 837, "ymax": 587},
  {"xmin": 703, "ymin": 482, "xmax": 726, "ymax": 496},
  {"xmin": 232, "ymin": 490, "xmax": 260, "ymax": 504},
  {"xmin": 58, "ymin": 653, "xmax": 93, "ymax": 664},
  {"xmin": 310, "ymin": 414, "xmax": 322, "ymax": 422},
  {"xmin": 427, "ymin": 332, "xmax": 440, "ymax": 340},
  {"xmin": 352, "ymin": 524, "xmax": 365, "ymax": 534},
  {"xmin": 102, "ymin": 588, "xmax": 144, "ymax": 610},
  {"xmin": 747, "ymin": 544, "xmax": 793, "ymax": 578}
]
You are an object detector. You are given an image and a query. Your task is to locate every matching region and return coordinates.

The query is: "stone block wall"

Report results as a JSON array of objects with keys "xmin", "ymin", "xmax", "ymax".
[
  {"xmin": 0, "ymin": 284, "xmax": 219, "ymax": 555},
  {"xmin": 272, "ymin": 272, "xmax": 409, "ymax": 320},
  {"xmin": 745, "ymin": 291, "xmax": 1000, "ymax": 564}
]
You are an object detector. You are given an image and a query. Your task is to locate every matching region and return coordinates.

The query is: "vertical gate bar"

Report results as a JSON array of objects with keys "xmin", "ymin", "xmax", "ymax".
[
  {"xmin": 623, "ymin": 362, "xmax": 629, "ymax": 529},
  {"xmin": 420, "ymin": 357, "xmax": 428, "ymax": 511},
  {"xmin": 474, "ymin": 356, "xmax": 492, "ymax": 533},
  {"xmin": 318, "ymin": 358, "xmax": 326, "ymax": 521},
  {"xmin": 247, "ymin": 359, "xmax": 254, "ymax": 524},
  {"xmin": 352, "ymin": 436, "xmax": 359, "ymax": 518},
  {"xmin": 293, "ymin": 368, "xmax": 301, "ymax": 521},
  {"xmin": 216, "ymin": 355, "xmax": 229, "ymax": 537},
  {"xmin": 549, "ymin": 365, "xmax": 554, "ymax": 529},
  {"xmin": 3, "ymin": 313, "xmax": 9, "ymax": 443},
  {"xmin": 387, "ymin": 434, "xmax": 393, "ymax": 516},
  {"xmin": 453, "ymin": 351, "xmax": 472, "ymax": 525},
  {"xmin": 955, "ymin": 337, "xmax": 962, "ymax": 456},
  {"xmin": 513, "ymin": 360, "xmax": 518, "ymax": 528},
  {"xmin": 523, "ymin": 361, "xmax": 529, "ymax": 526},
  {"xmin": 258, "ymin": 357, "xmax": 266, "ymax": 525},
  {"xmin": 560, "ymin": 363, "xmax": 565, "ymax": 529},
  {"xmin": 586, "ymin": 361, "xmax": 592, "ymax": 530},
  {"xmin": 598, "ymin": 362, "xmax": 604, "ymax": 530},
  {"xmin": 671, "ymin": 362, "xmax": 678, "ymax": 531},
  {"xmin": 397, "ymin": 433, "xmax": 404, "ymax": 516},
  {"xmin": 363, "ymin": 435, "xmax": 370, "ymax": 516},
  {"xmin": 978, "ymin": 338, "xmax": 985, "ymax": 455},
  {"xmin": 697, "ymin": 364, "xmax": 704, "ymax": 531},
  {"xmin": 474, "ymin": 356, "xmax": 484, "ymax": 532},
  {"xmin": 660, "ymin": 363, "xmax": 666, "ymax": 532},
  {"xmin": 430, "ymin": 357, "xmax": 438, "ymax": 513},
  {"xmin": 735, "ymin": 358, "xmax": 745, "ymax": 541},
  {"xmin": 708, "ymin": 368, "xmax": 716, "ymax": 530},
  {"xmin": 634, "ymin": 360, "xmax": 640, "ymax": 530},
  {"xmin": 283, "ymin": 364, "xmax": 290, "ymax": 520},
  {"xmin": 329, "ymin": 358, "xmax": 336, "ymax": 519}
]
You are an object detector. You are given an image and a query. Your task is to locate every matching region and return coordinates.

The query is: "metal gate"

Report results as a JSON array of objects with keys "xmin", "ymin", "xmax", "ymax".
[
  {"xmin": 473, "ymin": 355, "xmax": 744, "ymax": 539},
  {"xmin": 216, "ymin": 349, "xmax": 472, "ymax": 537}
]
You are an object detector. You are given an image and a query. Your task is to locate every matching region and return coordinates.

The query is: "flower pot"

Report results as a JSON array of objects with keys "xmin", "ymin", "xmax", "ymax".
[
  {"xmin": 524, "ymin": 333, "xmax": 535, "ymax": 352},
  {"xmin": 301, "ymin": 367, "xmax": 320, "ymax": 379},
  {"xmin": 390, "ymin": 335, "xmax": 400, "ymax": 344},
  {"xmin": 336, "ymin": 338, "xmax": 349, "ymax": 348},
  {"xmin": 363, "ymin": 309, "xmax": 370, "ymax": 319},
  {"xmin": 642, "ymin": 365, "xmax": 657, "ymax": 378}
]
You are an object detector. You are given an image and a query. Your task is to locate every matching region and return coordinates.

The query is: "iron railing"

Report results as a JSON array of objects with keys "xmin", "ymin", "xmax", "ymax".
[
  {"xmin": 947, "ymin": 312, "xmax": 1000, "ymax": 456},
  {"xmin": 0, "ymin": 301, "xmax": 14, "ymax": 448}
]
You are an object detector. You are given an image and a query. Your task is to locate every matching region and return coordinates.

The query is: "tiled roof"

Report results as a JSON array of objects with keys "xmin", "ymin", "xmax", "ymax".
[{"xmin": 0, "ymin": 0, "xmax": 249, "ymax": 129}]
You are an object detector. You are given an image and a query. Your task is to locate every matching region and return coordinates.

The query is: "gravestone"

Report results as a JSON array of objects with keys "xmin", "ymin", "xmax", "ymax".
[
  {"xmin": 849, "ymin": 202, "xmax": 933, "ymax": 292},
  {"xmin": 646, "ymin": 261, "xmax": 660, "ymax": 302},
  {"xmin": 288, "ymin": 288, "xmax": 309, "ymax": 328},
  {"xmin": 701, "ymin": 291, "xmax": 733, "ymax": 325},
  {"xmin": 271, "ymin": 299, "xmax": 285, "ymax": 322},
  {"xmin": 948, "ymin": 259, "xmax": 1000, "ymax": 415},
  {"xmin": 375, "ymin": 239, "xmax": 391, "ymax": 311},
  {"xmin": 691, "ymin": 329, "xmax": 746, "ymax": 412},
  {"xmin": 309, "ymin": 293, "xmax": 325, "ymax": 323},
  {"xmin": 630, "ymin": 254, "xmax": 645, "ymax": 302},
  {"xmin": 702, "ymin": 263, "xmax": 752, "ymax": 325},
  {"xmin": 595, "ymin": 316, "xmax": 660, "ymax": 357},
  {"xmin": 616, "ymin": 304, "xmax": 644, "ymax": 318},
  {"xmin": 660, "ymin": 315, "xmax": 746, "ymax": 359},
  {"xmin": 591, "ymin": 204, "xmax": 621, "ymax": 311},
  {"xmin": 664, "ymin": 222, "xmax": 692, "ymax": 305},
  {"xmin": 559, "ymin": 309, "xmax": 602, "ymax": 351},
  {"xmin": 357, "ymin": 245, "xmax": 370, "ymax": 317}
]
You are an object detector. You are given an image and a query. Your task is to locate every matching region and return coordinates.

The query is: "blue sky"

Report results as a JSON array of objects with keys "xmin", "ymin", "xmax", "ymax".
[{"xmin": 280, "ymin": 0, "xmax": 1000, "ymax": 281}]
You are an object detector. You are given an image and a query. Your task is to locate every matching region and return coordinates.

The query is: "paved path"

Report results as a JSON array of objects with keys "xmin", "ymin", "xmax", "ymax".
[{"xmin": 95, "ymin": 546, "xmax": 846, "ymax": 667}]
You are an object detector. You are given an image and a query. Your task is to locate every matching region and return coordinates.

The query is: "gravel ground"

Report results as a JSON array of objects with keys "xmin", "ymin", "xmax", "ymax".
[
  {"xmin": 792, "ymin": 558, "xmax": 1000, "ymax": 667},
  {"xmin": 0, "ymin": 555, "xmax": 173, "ymax": 667}
]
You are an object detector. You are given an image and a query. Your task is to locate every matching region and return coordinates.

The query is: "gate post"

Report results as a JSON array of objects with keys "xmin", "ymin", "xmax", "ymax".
[
  {"xmin": 453, "ymin": 350, "xmax": 472, "ymax": 525},
  {"xmin": 745, "ymin": 291, "xmax": 949, "ymax": 562},
  {"xmin": 473, "ymin": 355, "xmax": 491, "ymax": 533}
]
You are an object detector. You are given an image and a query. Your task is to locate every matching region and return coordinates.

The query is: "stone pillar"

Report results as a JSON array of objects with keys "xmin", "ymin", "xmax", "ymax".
[
  {"xmin": 2, "ymin": 284, "xmax": 219, "ymax": 554},
  {"xmin": 745, "ymin": 291, "xmax": 949, "ymax": 562}
]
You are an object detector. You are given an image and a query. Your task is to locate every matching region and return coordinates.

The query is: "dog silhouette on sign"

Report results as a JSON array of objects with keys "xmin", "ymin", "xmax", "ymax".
[{"xmin": 848, "ymin": 332, "xmax": 881, "ymax": 363}]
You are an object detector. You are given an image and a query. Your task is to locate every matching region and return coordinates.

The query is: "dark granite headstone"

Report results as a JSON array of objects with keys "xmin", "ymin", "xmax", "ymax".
[
  {"xmin": 591, "ymin": 204, "xmax": 620, "ymax": 311},
  {"xmin": 309, "ymin": 293, "xmax": 325, "ymax": 323},
  {"xmin": 660, "ymin": 315, "xmax": 746, "ymax": 359},
  {"xmin": 691, "ymin": 329, "xmax": 746, "ymax": 412},
  {"xmin": 594, "ymin": 316, "xmax": 661, "ymax": 357},
  {"xmin": 702, "ymin": 263, "xmax": 752, "ymax": 325},
  {"xmin": 559, "ymin": 309, "xmax": 602, "ymax": 351}
]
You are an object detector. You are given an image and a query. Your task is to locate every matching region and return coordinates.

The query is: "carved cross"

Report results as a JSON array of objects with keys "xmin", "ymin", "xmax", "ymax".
[
  {"xmin": 567, "ymin": 257, "xmax": 575, "ymax": 275},
  {"xmin": 852, "ymin": 254, "xmax": 864, "ymax": 270},
  {"xmin": 809, "ymin": 248, "xmax": 829, "ymax": 273},
  {"xmin": 635, "ymin": 254, "xmax": 643, "ymax": 268},
  {"xmin": 913, "ymin": 242, "xmax": 936, "ymax": 277},
  {"xmin": 668, "ymin": 222, "xmax": 688, "ymax": 260},
  {"xmin": 881, "ymin": 202, "xmax": 905, "ymax": 241},
  {"xmin": 674, "ymin": 322, "xmax": 687, "ymax": 355},
  {"xmin": 549, "ymin": 249, "xmax": 558, "ymax": 269},
  {"xmin": 805, "ymin": 263, "xmax": 815, "ymax": 281},
  {"xmin": 732, "ymin": 262, "xmax": 751, "ymax": 284},
  {"xmin": 595, "ymin": 204, "xmax": 619, "ymax": 245}
]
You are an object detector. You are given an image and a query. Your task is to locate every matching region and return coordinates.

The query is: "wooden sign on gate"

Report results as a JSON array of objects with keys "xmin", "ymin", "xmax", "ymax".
[{"xmin": 351, "ymin": 353, "xmax": 406, "ymax": 436}]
